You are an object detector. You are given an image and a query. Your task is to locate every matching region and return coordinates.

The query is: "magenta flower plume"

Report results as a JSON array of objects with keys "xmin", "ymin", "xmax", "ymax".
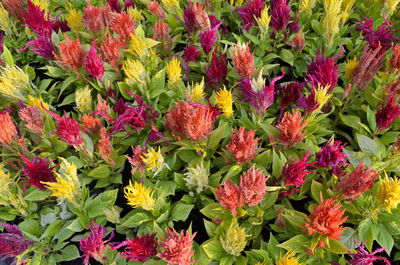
[
  {"xmin": 316, "ymin": 139, "xmax": 348, "ymax": 175},
  {"xmin": 19, "ymin": 34, "xmax": 55, "ymax": 60},
  {"xmin": 306, "ymin": 48, "xmax": 343, "ymax": 92},
  {"xmin": 183, "ymin": 1, "xmax": 198, "ymax": 33},
  {"xmin": 113, "ymin": 234, "xmax": 156, "ymax": 262},
  {"xmin": 0, "ymin": 223, "xmax": 33, "ymax": 263},
  {"xmin": 270, "ymin": 0, "xmax": 291, "ymax": 32},
  {"xmin": 376, "ymin": 89, "xmax": 400, "ymax": 131},
  {"xmin": 108, "ymin": 0, "xmax": 122, "ymax": 12},
  {"xmin": 206, "ymin": 49, "xmax": 227, "ymax": 88},
  {"xmin": 239, "ymin": 166, "xmax": 268, "ymax": 206},
  {"xmin": 235, "ymin": 0, "xmax": 264, "ymax": 31},
  {"xmin": 20, "ymin": 154, "xmax": 55, "ymax": 189},
  {"xmin": 199, "ymin": 24, "xmax": 220, "ymax": 55},
  {"xmin": 79, "ymin": 221, "xmax": 114, "ymax": 265},
  {"xmin": 281, "ymin": 152, "xmax": 315, "ymax": 187},
  {"xmin": 297, "ymin": 87, "xmax": 320, "ymax": 114},
  {"xmin": 84, "ymin": 41, "xmax": 105, "ymax": 79},
  {"xmin": 277, "ymin": 81, "xmax": 304, "ymax": 114},
  {"xmin": 23, "ymin": 0, "xmax": 53, "ymax": 37},
  {"xmin": 157, "ymin": 229, "xmax": 197, "ymax": 265},
  {"xmin": 183, "ymin": 45, "xmax": 200, "ymax": 63},
  {"xmin": 348, "ymin": 242, "xmax": 391, "ymax": 265}
]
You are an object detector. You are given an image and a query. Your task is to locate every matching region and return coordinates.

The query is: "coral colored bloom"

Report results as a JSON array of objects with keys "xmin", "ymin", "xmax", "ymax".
[
  {"xmin": 289, "ymin": 28, "xmax": 305, "ymax": 51},
  {"xmin": 83, "ymin": 3, "xmax": 105, "ymax": 33},
  {"xmin": 0, "ymin": 223, "xmax": 33, "ymax": 262},
  {"xmin": 20, "ymin": 155, "xmax": 55, "ymax": 189},
  {"xmin": 183, "ymin": 45, "xmax": 200, "ymax": 62},
  {"xmin": 235, "ymin": 0, "xmax": 264, "ymax": 30},
  {"xmin": 206, "ymin": 49, "xmax": 227, "ymax": 88},
  {"xmin": 192, "ymin": 2, "xmax": 210, "ymax": 31},
  {"xmin": 84, "ymin": 42, "xmax": 104, "ymax": 79},
  {"xmin": 281, "ymin": 153, "xmax": 315, "ymax": 188},
  {"xmin": 376, "ymin": 176, "xmax": 400, "ymax": 213},
  {"xmin": 110, "ymin": 12, "xmax": 135, "ymax": 43},
  {"xmin": 56, "ymin": 35, "xmax": 86, "ymax": 74},
  {"xmin": 305, "ymin": 197, "xmax": 347, "ymax": 240},
  {"xmin": 232, "ymin": 42, "xmax": 255, "ymax": 78},
  {"xmin": 79, "ymin": 221, "xmax": 114, "ymax": 265},
  {"xmin": 124, "ymin": 181, "xmax": 156, "ymax": 210},
  {"xmin": 276, "ymin": 251, "xmax": 303, "ymax": 265},
  {"xmin": 18, "ymin": 106, "xmax": 44, "ymax": 134},
  {"xmin": 390, "ymin": 44, "xmax": 400, "ymax": 73},
  {"xmin": 348, "ymin": 242, "xmax": 390, "ymax": 265},
  {"xmin": 220, "ymin": 221, "xmax": 247, "ymax": 256},
  {"xmin": 215, "ymin": 87, "xmax": 233, "ymax": 117},
  {"xmin": 80, "ymin": 114, "xmax": 102, "ymax": 135},
  {"xmin": 216, "ymin": 179, "xmax": 245, "ymax": 216},
  {"xmin": 316, "ymin": 139, "xmax": 348, "ymax": 175},
  {"xmin": 98, "ymin": 127, "xmax": 114, "ymax": 165},
  {"xmin": 240, "ymin": 166, "xmax": 268, "ymax": 206},
  {"xmin": 114, "ymin": 234, "xmax": 156, "ymax": 262},
  {"xmin": 276, "ymin": 110, "xmax": 307, "ymax": 147},
  {"xmin": 157, "ymin": 229, "xmax": 196, "ymax": 265},
  {"xmin": 126, "ymin": 146, "xmax": 146, "ymax": 174},
  {"xmin": 376, "ymin": 89, "xmax": 400, "ymax": 130},
  {"xmin": 226, "ymin": 127, "xmax": 259, "ymax": 164},
  {"xmin": 0, "ymin": 110, "xmax": 18, "ymax": 146},
  {"xmin": 270, "ymin": 0, "xmax": 290, "ymax": 32},
  {"xmin": 100, "ymin": 33, "xmax": 124, "ymax": 68},
  {"xmin": 199, "ymin": 24, "xmax": 219, "ymax": 55},
  {"xmin": 148, "ymin": 1, "xmax": 165, "ymax": 18},
  {"xmin": 337, "ymin": 161, "xmax": 379, "ymax": 200}
]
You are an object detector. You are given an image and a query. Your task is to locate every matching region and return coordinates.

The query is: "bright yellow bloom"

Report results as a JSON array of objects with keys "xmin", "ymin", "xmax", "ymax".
[
  {"xmin": 123, "ymin": 58, "xmax": 148, "ymax": 86},
  {"xmin": 340, "ymin": 0, "xmax": 355, "ymax": 24},
  {"xmin": 322, "ymin": 0, "xmax": 343, "ymax": 47},
  {"xmin": 188, "ymin": 77, "xmax": 204, "ymax": 103},
  {"xmin": 66, "ymin": 7, "xmax": 83, "ymax": 32},
  {"xmin": 383, "ymin": 0, "xmax": 400, "ymax": 16},
  {"xmin": 142, "ymin": 147, "xmax": 165, "ymax": 172},
  {"xmin": 75, "ymin": 86, "xmax": 92, "ymax": 112},
  {"xmin": 255, "ymin": 6, "xmax": 271, "ymax": 33},
  {"xmin": 215, "ymin": 87, "xmax": 233, "ymax": 117},
  {"xmin": 376, "ymin": 177, "xmax": 400, "ymax": 213},
  {"xmin": 161, "ymin": 0, "xmax": 179, "ymax": 9},
  {"xmin": 0, "ymin": 66, "xmax": 30, "ymax": 101},
  {"xmin": 128, "ymin": 34, "xmax": 148, "ymax": 58},
  {"xmin": 229, "ymin": 0, "xmax": 243, "ymax": 6},
  {"xmin": 0, "ymin": 4, "xmax": 10, "ymax": 32},
  {"xmin": 345, "ymin": 56, "xmax": 358, "ymax": 82},
  {"xmin": 276, "ymin": 251, "xmax": 303, "ymax": 265},
  {"xmin": 42, "ymin": 157, "xmax": 80, "ymax": 206},
  {"xmin": 27, "ymin": 95, "xmax": 49, "ymax": 111},
  {"xmin": 313, "ymin": 84, "xmax": 332, "ymax": 113},
  {"xmin": 299, "ymin": 0, "xmax": 317, "ymax": 14},
  {"xmin": 124, "ymin": 181, "xmax": 155, "ymax": 211},
  {"xmin": 220, "ymin": 220, "xmax": 247, "ymax": 256},
  {"xmin": 166, "ymin": 58, "xmax": 181, "ymax": 85},
  {"xmin": 32, "ymin": 0, "xmax": 49, "ymax": 13},
  {"xmin": 127, "ymin": 7, "xmax": 143, "ymax": 21}
]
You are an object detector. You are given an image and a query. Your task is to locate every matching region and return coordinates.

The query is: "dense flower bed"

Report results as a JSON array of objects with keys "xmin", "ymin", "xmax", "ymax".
[{"xmin": 0, "ymin": 0, "xmax": 400, "ymax": 264}]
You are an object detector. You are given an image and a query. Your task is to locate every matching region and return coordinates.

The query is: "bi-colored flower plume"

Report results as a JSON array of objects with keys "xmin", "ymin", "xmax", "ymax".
[
  {"xmin": 226, "ymin": 127, "xmax": 259, "ymax": 164},
  {"xmin": 98, "ymin": 127, "xmax": 114, "ymax": 166},
  {"xmin": 124, "ymin": 181, "xmax": 155, "ymax": 211},
  {"xmin": 141, "ymin": 147, "xmax": 165, "ymax": 172},
  {"xmin": 276, "ymin": 110, "xmax": 307, "ymax": 147},
  {"xmin": 376, "ymin": 89, "xmax": 400, "ymax": 131},
  {"xmin": 75, "ymin": 86, "xmax": 92, "ymax": 112},
  {"xmin": 20, "ymin": 155, "xmax": 55, "ymax": 190},
  {"xmin": 84, "ymin": 41, "xmax": 104, "ymax": 79},
  {"xmin": 114, "ymin": 234, "xmax": 157, "ymax": 262},
  {"xmin": 215, "ymin": 87, "xmax": 233, "ymax": 117},
  {"xmin": 19, "ymin": 34, "xmax": 55, "ymax": 60},
  {"xmin": 56, "ymin": 35, "xmax": 86, "ymax": 75},
  {"xmin": 270, "ymin": 0, "xmax": 290, "ymax": 32},
  {"xmin": 216, "ymin": 179, "xmax": 245, "ymax": 216},
  {"xmin": 192, "ymin": 2, "xmax": 210, "ymax": 31},
  {"xmin": 348, "ymin": 242, "xmax": 390, "ymax": 265},
  {"xmin": 41, "ymin": 157, "xmax": 80, "ymax": 206},
  {"xmin": 184, "ymin": 161, "xmax": 209, "ymax": 193},
  {"xmin": 305, "ymin": 197, "xmax": 347, "ymax": 240},
  {"xmin": 2, "ymin": 0, "xmax": 24, "ymax": 21},
  {"xmin": 126, "ymin": 146, "xmax": 147, "ymax": 175},
  {"xmin": 376, "ymin": 176, "xmax": 400, "ymax": 213},
  {"xmin": 235, "ymin": 0, "xmax": 264, "ymax": 31},
  {"xmin": 276, "ymin": 251, "xmax": 303, "ymax": 265},
  {"xmin": 337, "ymin": 161, "xmax": 379, "ymax": 200},
  {"xmin": 0, "ymin": 66, "xmax": 30, "ymax": 101},
  {"xmin": 240, "ymin": 166, "xmax": 268, "ymax": 206},
  {"xmin": 220, "ymin": 220, "xmax": 247, "ymax": 256},
  {"xmin": 316, "ymin": 139, "xmax": 348, "ymax": 175},
  {"xmin": 79, "ymin": 221, "xmax": 114, "ymax": 265},
  {"xmin": 27, "ymin": 95, "xmax": 48, "ymax": 111},
  {"xmin": 157, "ymin": 229, "xmax": 196, "ymax": 265},
  {"xmin": 0, "ymin": 110, "xmax": 18, "ymax": 146},
  {"xmin": 166, "ymin": 58, "xmax": 181, "ymax": 85},
  {"xmin": 232, "ymin": 42, "xmax": 255, "ymax": 78},
  {"xmin": 206, "ymin": 49, "xmax": 227, "ymax": 88},
  {"xmin": 281, "ymin": 153, "xmax": 315, "ymax": 188},
  {"xmin": 45, "ymin": 109, "xmax": 83, "ymax": 147},
  {"xmin": 0, "ymin": 223, "xmax": 33, "ymax": 263}
]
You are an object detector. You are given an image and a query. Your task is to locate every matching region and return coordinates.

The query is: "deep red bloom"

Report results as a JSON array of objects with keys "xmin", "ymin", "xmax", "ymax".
[
  {"xmin": 276, "ymin": 110, "xmax": 307, "ymax": 147},
  {"xmin": 183, "ymin": 45, "xmax": 201, "ymax": 62},
  {"xmin": 114, "ymin": 234, "xmax": 156, "ymax": 262},
  {"xmin": 183, "ymin": 1, "xmax": 198, "ymax": 33},
  {"xmin": 281, "ymin": 152, "xmax": 315, "ymax": 187},
  {"xmin": 277, "ymin": 81, "xmax": 304, "ymax": 113},
  {"xmin": 20, "ymin": 155, "xmax": 55, "ymax": 189},
  {"xmin": 19, "ymin": 34, "xmax": 55, "ymax": 60},
  {"xmin": 53, "ymin": 20, "xmax": 71, "ymax": 32},
  {"xmin": 23, "ymin": 0, "xmax": 53, "ymax": 37},
  {"xmin": 235, "ymin": 0, "xmax": 264, "ymax": 31},
  {"xmin": 0, "ymin": 223, "xmax": 33, "ymax": 262},
  {"xmin": 126, "ymin": 146, "xmax": 146, "ymax": 174},
  {"xmin": 337, "ymin": 161, "xmax": 379, "ymax": 200},
  {"xmin": 348, "ymin": 242, "xmax": 391, "ymax": 265},
  {"xmin": 206, "ymin": 49, "xmax": 227, "ymax": 88},
  {"xmin": 157, "ymin": 229, "xmax": 196, "ymax": 265},
  {"xmin": 305, "ymin": 197, "xmax": 347, "ymax": 240},
  {"xmin": 270, "ymin": 0, "xmax": 290, "ymax": 32},
  {"xmin": 226, "ymin": 127, "xmax": 259, "ymax": 164},
  {"xmin": 110, "ymin": 12, "xmax": 135, "ymax": 43},
  {"xmin": 240, "ymin": 166, "xmax": 268, "ymax": 206},
  {"xmin": 316, "ymin": 139, "xmax": 348, "ymax": 175},
  {"xmin": 199, "ymin": 24, "xmax": 219, "ymax": 55},
  {"xmin": 216, "ymin": 179, "xmax": 245, "ymax": 216},
  {"xmin": 376, "ymin": 89, "xmax": 400, "ymax": 130},
  {"xmin": 108, "ymin": 0, "xmax": 121, "ymax": 12},
  {"xmin": 84, "ymin": 41, "xmax": 104, "ymax": 79}
]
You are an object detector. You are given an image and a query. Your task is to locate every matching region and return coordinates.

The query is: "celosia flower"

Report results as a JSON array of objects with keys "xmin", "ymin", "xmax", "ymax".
[
  {"xmin": 306, "ymin": 49, "xmax": 342, "ymax": 93},
  {"xmin": 289, "ymin": 28, "xmax": 305, "ymax": 51},
  {"xmin": 80, "ymin": 114, "xmax": 102, "ymax": 135},
  {"xmin": 1, "ymin": 0, "xmax": 24, "ymax": 21},
  {"xmin": 126, "ymin": 146, "xmax": 147, "ymax": 174},
  {"xmin": 348, "ymin": 242, "xmax": 390, "ymax": 265},
  {"xmin": 27, "ymin": 95, "xmax": 48, "ymax": 111},
  {"xmin": 142, "ymin": 147, "xmax": 164, "ymax": 172},
  {"xmin": 183, "ymin": 45, "xmax": 201, "ymax": 62},
  {"xmin": 199, "ymin": 24, "xmax": 219, "ymax": 55},
  {"xmin": 66, "ymin": 7, "xmax": 83, "ymax": 32},
  {"xmin": 192, "ymin": 2, "xmax": 210, "ymax": 31},
  {"xmin": 276, "ymin": 110, "xmax": 307, "ymax": 147},
  {"xmin": 206, "ymin": 49, "xmax": 227, "ymax": 88},
  {"xmin": 312, "ymin": 84, "xmax": 333, "ymax": 113},
  {"xmin": 232, "ymin": 42, "xmax": 255, "ymax": 78},
  {"xmin": 75, "ymin": 86, "xmax": 92, "ymax": 112},
  {"xmin": 288, "ymin": 12, "xmax": 300, "ymax": 33},
  {"xmin": 376, "ymin": 176, "xmax": 400, "ymax": 213},
  {"xmin": 182, "ymin": 1, "xmax": 197, "ymax": 33},
  {"xmin": 18, "ymin": 106, "xmax": 44, "ymax": 134},
  {"xmin": 127, "ymin": 7, "xmax": 143, "ymax": 21},
  {"xmin": 153, "ymin": 19, "xmax": 170, "ymax": 41},
  {"xmin": 128, "ymin": 33, "xmax": 148, "ymax": 58},
  {"xmin": 277, "ymin": 81, "xmax": 304, "ymax": 113},
  {"xmin": 148, "ymin": 1, "xmax": 165, "ymax": 18},
  {"xmin": 305, "ymin": 197, "xmax": 347, "ymax": 240},
  {"xmin": 114, "ymin": 234, "xmax": 157, "ymax": 262},
  {"xmin": 83, "ymin": 2, "xmax": 105, "ymax": 33},
  {"xmin": 376, "ymin": 89, "xmax": 400, "ymax": 131},
  {"xmin": 276, "ymin": 251, "xmax": 303, "ymax": 265},
  {"xmin": 390, "ymin": 44, "xmax": 400, "ymax": 73},
  {"xmin": 337, "ymin": 161, "xmax": 379, "ymax": 200},
  {"xmin": 167, "ymin": 58, "xmax": 182, "ymax": 85},
  {"xmin": 188, "ymin": 77, "xmax": 204, "ymax": 103},
  {"xmin": 124, "ymin": 180, "xmax": 155, "ymax": 210},
  {"xmin": 216, "ymin": 179, "xmax": 245, "ymax": 216},
  {"xmin": 110, "ymin": 12, "xmax": 135, "ymax": 43},
  {"xmin": 23, "ymin": 0, "xmax": 53, "ymax": 37},
  {"xmin": 161, "ymin": 0, "xmax": 179, "ymax": 9},
  {"xmin": 322, "ymin": 0, "xmax": 342, "ymax": 47},
  {"xmin": 0, "ymin": 66, "xmax": 30, "ymax": 101},
  {"xmin": 239, "ymin": 166, "xmax": 267, "ymax": 206},
  {"xmin": 20, "ymin": 155, "xmax": 55, "ymax": 190},
  {"xmin": 0, "ymin": 223, "xmax": 33, "ymax": 263},
  {"xmin": 281, "ymin": 153, "xmax": 315, "ymax": 188},
  {"xmin": 255, "ymin": 6, "xmax": 270, "ymax": 33},
  {"xmin": 123, "ymin": 58, "xmax": 148, "ymax": 85},
  {"xmin": 41, "ymin": 157, "xmax": 80, "ymax": 206},
  {"xmin": 345, "ymin": 56, "xmax": 358, "ymax": 82},
  {"xmin": 0, "ymin": 110, "xmax": 18, "ymax": 146},
  {"xmin": 184, "ymin": 161, "xmax": 209, "ymax": 193},
  {"xmin": 45, "ymin": 109, "xmax": 83, "ymax": 147},
  {"xmin": 100, "ymin": 34, "xmax": 123, "ymax": 68},
  {"xmin": 316, "ymin": 139, "xmax": 348, "ymax": 175},
  {"xmin": 55, "ymin": 35, "xmax": 86, "ymax": 75},
  {"xmin": 270, "ymin": 0, "xmax": 290, "ymax": 32},
  {"xmin": 79, "ymin": 221, "xmax": 114, "ymax": 265},
  {"xmin": 84, "ymin": 41, "xmax": 104, "ymax": 79},
  {"xmin": 220, "ymin": 220, "xmax": 247, "ymax": 256},
  {"xmin": 215, "ymin": 87, "xmax": 233, "ymax": 117},
  {"xmin": 157, "ymin": 229, "xmax": 196, "ymax": 265},
  {"xmin": 226, "ymin": 127, "xmax": 259, "ymax": 164},
  {"xmin": 98, "ymin": 127, "xmax": 114, "ymax": 166},
  {"xmin": 165, "ymin": 100, "xmax": 216, "ymax": 141},
  {"xmin": 19, "ymin": 34, "xmax": 55, "ymax": 60},
  {"xmin": 235, "ymin": 0, "xmax": 264, "ymax": 31}
]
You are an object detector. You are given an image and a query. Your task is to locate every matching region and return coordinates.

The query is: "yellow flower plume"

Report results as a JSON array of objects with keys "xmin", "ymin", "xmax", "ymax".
[
  {"xmin": 314, "ymin": 84, "xmax": 332, "ymax": 113},
  {"xmin": 255, "ymin": 6, "xmax": 271, "ymax": 33},
  {"xmin": 66, "ymin": 6, "xmax": 83, "ymax": 32},
  {"xmin": 166, "ymin": 57, "xmax": 182, "ymax": 85},
  {"xmin": 188, "ymin": 77, "xmax": 204, "ymax": 103},
  {"xmin": 220, "ymin": 220, "xmax": 247, "ymax": 256},
  {"xmin": 276, "ymin": 251, "xmax": 303, "ymax": 265},
  {"xmin": 75, "ymin": 86, "xmax": 92, "ymax": 112},
  {"xmin": 215, "ymin": 87, "xmax": 233, "ymax": 117},
  {"xmin": 0, "ymin": 66, "xmax": 30, "ymax": 101},
  {"xmin": 124, "ymin": 181, "xmax": 155, "ymax": 211},
  {"xmin": 142, "ymin": 147, "xmax": 165, "ymax": 172},
  {"xmin": 345, "ymin": 56, "xmax": 358, "ymax": 83},
  {"xmin": 376, "ymin": 176, "xmax": 400, "ymax": 213}
]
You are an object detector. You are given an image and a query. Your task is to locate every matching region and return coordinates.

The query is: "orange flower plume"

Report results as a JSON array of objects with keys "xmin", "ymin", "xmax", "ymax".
[
  {"xmin": 226, "ymin": 127, "xmax": 259, "ymax": 164},
  {"xmin": 276, "ymin": 110, "xmax": 307, "ymax": 147}
]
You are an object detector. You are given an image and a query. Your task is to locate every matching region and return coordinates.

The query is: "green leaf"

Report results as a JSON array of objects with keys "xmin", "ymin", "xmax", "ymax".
[
  {"xmin": 207, "ymin": 122, "xmax": 228, "ymax": 150},
  {"xmin": 310, "ymin": 180, "xmax": 324, "ymax": 203},
  {"xmin": 204, "ymin": 219, "xmax": 218, "ymax": 237},
  {"xmin": 202, "ymin": 239, "xmax": 225, "ymax": 260},
  {"xmin": 279, "ymin": 49, "xmax": 295, "ymax": 66},
  {"xmin": 282, "ymin": 209, "xmax": 307, "ymax": 228},
  {"xmin": 171, "ymin": 203, "xmax": 194, "ymax": 221},
  {"xmin": 357, "ymin": 134, "xmax": 379, "ymax": 156},
  {"xmin": 121, "ymin": 212, "xmax": 151, "ymax": 228},
  {"xmin": 328, "ymin": 239, "xmax": 348, "ymax": 254},
  {"xmin": 19, "ymin": 219, "xmax": 40, "ymax": 236},
  {"xmin": 340, "ymin": 227, "xmax": 359, "ymax": 249},
  {"xmin": 86, "ymin": 189, "xmax": 118, "ymax": 218},
  {"xmin": 267, "ymin": 233, "xmax": 280, "ymax": 260},
  {"xmin": 272, "ymin": 151, "xmax": 284, "ymax": 178},
  {"xmin": 376, "ymin": 224, "xmax": 394, "ymax": 254},
  {"xmin": 88, "ymin": 164, "xmax": 111, "ymax": 179},
  {"xmin": 220, "ymin": 256, "xmax": 234, "ymax": 265},
  {"xmin": 60, "ymin": 245, "xmax": 80, "ymax": 261},
  {"xmin": 200, "ymin": 203, "xmax": 226, "ymax": 219},
  {"xmin": 24, "ymin": 189, "xmax": 51, "ymax": 201},
  {"xmin": 42, "ymin": 220, "xmax": 64, "ymax": 239},
  {"xmin": 277, "ymin": 235, "xmax": 308, "ymax": 253},
  {"xmin": 2, "ymin": 46, "xmax": 14, "ymax": 66}
]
